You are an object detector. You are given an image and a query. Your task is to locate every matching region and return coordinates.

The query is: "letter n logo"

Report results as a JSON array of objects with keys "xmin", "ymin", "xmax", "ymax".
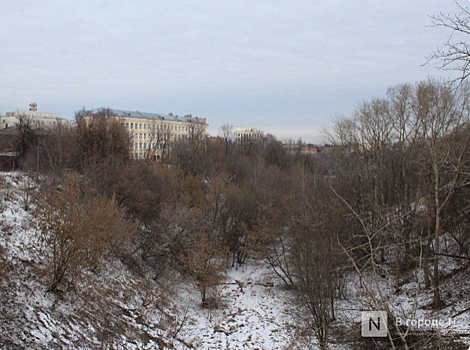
[{"xmin": 361, "ymin": 311, "xmax": 387, "ymax": 337}]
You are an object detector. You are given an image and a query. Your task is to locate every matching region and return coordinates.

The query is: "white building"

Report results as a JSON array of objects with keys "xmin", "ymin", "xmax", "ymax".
[
  {"xmin": 234, "ymin": 127, "xmax": 264, "ymax": 142},
  {"xmin": 1, "ymin": 103, "xmax": 70, "ymax": 129}
]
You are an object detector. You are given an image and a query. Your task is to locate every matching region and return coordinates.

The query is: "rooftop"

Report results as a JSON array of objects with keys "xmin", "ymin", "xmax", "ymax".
[
  {"xmin": 109, "ymin": 109, "xmax": 206, "ymax": 125},
  {"xmin": 5, "ymin": 110, "xmax": 63, "ymax": 119}
]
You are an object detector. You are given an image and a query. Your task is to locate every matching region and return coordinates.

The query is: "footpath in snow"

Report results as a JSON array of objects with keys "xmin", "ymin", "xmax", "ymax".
[{"xmin": 178, "ymin": 260, "xmax": 302, "ymax": 350}]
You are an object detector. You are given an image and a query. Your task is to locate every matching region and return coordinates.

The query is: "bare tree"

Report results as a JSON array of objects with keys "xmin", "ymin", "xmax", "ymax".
[
  {"xmin": 413, "ymin": 78, "xmax": 470, "ymax": 308},
  {"xmin": 290, "ymin": 198, "xmax": 344, "ymax": 350},
  {"xmin": 38, "ymin": 175, "xmax": 135, "ymax": 292},
  {"xmin": 173, "ymin": 201, "xmax": 227, "ymax": 307},
  {"xmin": 74, "ymin": 108, "xmax": 130, "ymax": 170},
  {"xmin": 40, "ymin": 123, "xmax": 74, "ymax": 184},
  {"xmin": 258, "ymin": 214, "xmax": 296, "ymax": 288},
  {"xmin": 219, "ymin": 123, "xmax": 234, "ymax": 156},
  {"xmin": 15, "ymin": 113, "xmax": 37, "ymax": 162},
  {"xmin": 220, "ymin": 185, "xmax": 259, "ymax": 267},
  {"xmin": 428, "ymin": 2, "xmax": 470, "ymax": 83},
  {"xmin": 187, "ymin": 119, "xmax": 206, "ymax": 155},
  {"xmin": 180, "ymin": 227, "xmax": 226, "ymax": 307},
  {"xmin": 328, "ymin": 79, "xmax": 470, "ymax": 310},
  {"xmin": 144, "ymin": 120, "xmax": 172, "ymax": 162}
]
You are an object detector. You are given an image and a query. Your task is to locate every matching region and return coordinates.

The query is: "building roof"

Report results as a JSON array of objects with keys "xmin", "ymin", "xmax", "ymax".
[
  {"xmin": 5, "ymin": 110, "xmax": 63, "ymax": 119},
  {"xmin": 234, "ymin": 126, "xmax": 263, "ymax": 133},
  {"xmin": 109, "ymin": 109, "xmax": 206, "ymax": 125}
]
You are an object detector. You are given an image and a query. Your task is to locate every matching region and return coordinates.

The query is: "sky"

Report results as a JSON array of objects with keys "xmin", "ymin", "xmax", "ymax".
[{"xmin": 0, "ymin": 0, "xmax": 465, "ymax": 143}]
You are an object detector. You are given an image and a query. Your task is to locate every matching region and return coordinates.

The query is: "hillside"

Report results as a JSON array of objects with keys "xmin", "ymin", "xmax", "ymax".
[
  {"xmin": 1, "ymin": 172, "xmax": 470, "ymax": 349},
  {"xmin": 0, "ymin": 172, "xmax": 303, "ymax": 349}
]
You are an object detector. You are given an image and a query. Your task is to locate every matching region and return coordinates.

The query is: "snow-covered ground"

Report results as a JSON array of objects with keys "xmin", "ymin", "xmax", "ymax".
[
  {"xmin": 176, "ymin": 261, "xmax": 301, "ymax": 350},
  {"xmin": 333, "ymin": 270, "xmax": 470, "ymax": 348},
  {"xmin": 1, "ymin": 172, "xmax": 469, "ymax": 349},
  {"xmin": 0, "ymin": 172, "xmax": 309, "ymax": 349}
]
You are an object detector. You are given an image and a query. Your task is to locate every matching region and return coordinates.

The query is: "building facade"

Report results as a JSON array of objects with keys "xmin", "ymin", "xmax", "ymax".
[
  {"xmin": 98, "ymin": 109, "xmax": 208, "ymax": 160},
  {"xmin": 1, "ymin": 103, "xmax": 70, "ymax": 129},
  {"xmin": 234, "ymin": 127, "xmax": 264, "ymax": 143}
]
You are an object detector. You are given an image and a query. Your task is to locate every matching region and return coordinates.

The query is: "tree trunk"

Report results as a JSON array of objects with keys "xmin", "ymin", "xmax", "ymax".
[{"xmin": 432, "ymin": 162, "xmax": 441, "ymax": 309}]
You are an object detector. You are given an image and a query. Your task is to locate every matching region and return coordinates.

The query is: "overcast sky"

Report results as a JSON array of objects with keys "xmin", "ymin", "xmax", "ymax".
[{"xmin": 0, "ymin": 0, "xmax": 464, "ymax": 142}]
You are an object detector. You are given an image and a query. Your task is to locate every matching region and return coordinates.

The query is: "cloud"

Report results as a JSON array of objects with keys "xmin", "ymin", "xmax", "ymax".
[{"xmin": 0, "ymin": 0, "xmax": 461, "ymax": 142}]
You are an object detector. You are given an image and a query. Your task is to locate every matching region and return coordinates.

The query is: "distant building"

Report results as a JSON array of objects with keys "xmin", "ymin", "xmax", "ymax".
[
  {"xmin": 234, "ymin": 127, "xmax": 264, "ymax": 143},
  {"xmin": 1, "ymin": 102, "xmax": 70, "ymax": 129},
  {"xmin": 283, "ymin": 141, "xmax": 336, "ymax": 156},
  {"xmin": 85, "ymin": 109, "xmax": 208, "ymax": 160},
  {"xmin": 208, "ymin": 136, "xmax": 224, "ymax": 143}
]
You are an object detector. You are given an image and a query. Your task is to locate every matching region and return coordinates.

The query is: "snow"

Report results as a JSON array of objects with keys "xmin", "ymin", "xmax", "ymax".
[
  {"xmin": 1, "ymin": 171, "xmax": 469, "ymax": 349},
  {"xmin": 0, "ymin": 172, "xmax": 309, "ymax": 349},
  {"xmin": 333, "ymin": 267, "xmax": 470, "ymax": 347},
  {"xmin": 176, "ymin": 260, "xmax": 300, "ymax": 349}
]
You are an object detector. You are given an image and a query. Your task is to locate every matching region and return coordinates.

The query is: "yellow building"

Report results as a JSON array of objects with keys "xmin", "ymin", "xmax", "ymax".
[{"xmin": 104, "ymin": 109, "xmax": 208, "ymax": 160}]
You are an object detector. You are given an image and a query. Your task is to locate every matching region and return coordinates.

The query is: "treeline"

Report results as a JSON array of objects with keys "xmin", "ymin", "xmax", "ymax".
[
  {"xmin": 322, "ymin": 78, "xmax": 470, "ymax": 349},
  {"xmin": 12, "ymin": 79, "xmax": 470, "ymax": 349}
]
